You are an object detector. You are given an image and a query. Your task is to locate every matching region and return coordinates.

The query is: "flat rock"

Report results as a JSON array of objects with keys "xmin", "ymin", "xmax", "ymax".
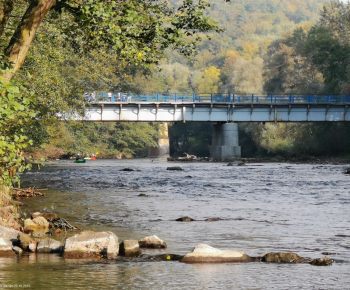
[
  {"xmin": 119, "ymin": 240, "xmax": 142, "ymax": 257},
  {"xmin": 180, "ymin": 244, "xmax": 251, "ymax": 263},
  {"xmin": 0, "ymin": 238, "xmax": 16, "ymax": 257},
  {"xmin": 64, "ymin": 231, "xmax": 119, "ymax": 259},
  {"xmin": 37, "ymin": 238, "xmax": 64, "ymax": 253},
  {"xmin": 138, "ymin": 235, "xmax": 167, "ymax": 249}
]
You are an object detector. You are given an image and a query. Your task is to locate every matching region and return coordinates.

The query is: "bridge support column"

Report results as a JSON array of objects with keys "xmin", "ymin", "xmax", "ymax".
[
  {"xmin": 210, "ymin": 123, "xmax": 241, "ymax": 161},
  {"xmin": 148, "ymin": 123, "xmax": 170, "ymax": 158}
]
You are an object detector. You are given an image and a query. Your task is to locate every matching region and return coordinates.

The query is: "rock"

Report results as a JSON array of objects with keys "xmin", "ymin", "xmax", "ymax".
[
  {"xmin": 176, "ymin": 217, "xmax": 195, "ymax": 222},
  {"xmin": 119, "ymin": 240, "xmax": 142, "ymax": 257},
  {"xmin": 180, "ymin": 244, "xmax": 251, "ymax": 263},
  {"xmin": 32, "ymin": 216, "xmax": 50, "ymax": 227},
  {"xmin": 227, "ymin": 161, "xmax": 245, "ymax": 166},
  {"xmin": 37, "ymin": 238, "xmax": 64, "ymax": 253},
  {"xmin": 120, "ymin": 168, "xmax": 134, "ymax": 171},
  {"xmin": 12, "ymin": 246, "xmax": 23, "ymax": 256},
  {"xmin": 138, "ymin": 194, "xmax": 147, "ymax": 197},
  {"xmin": 342, "ymin": 167, "xmax": 350, "ymax": 174},
  {"xmin": 24, "ymin": 216, "xmax": 49, "ymax": 231},
  {"xmin": 31, "ymin": 212, "xmax": 58, "ymax": 220},
  {"xmin": 0, "ymin": 225, "xmax": 21, "ymax": 242},
  {"xmin": 0, "ymin": 238, "xmax": 16, "ymax": 257},
  {"xmin": 261, "ymin": 252, "xmax": 310, "ymax": 263},
  {"xmin": 64, "ymin": 231, "xmax": 119, "ymax": 259},
  {"xmin": 204, "ymin": 218, "xmax": 220, "ymax": 222},
  {"xmin": 310, "ymin": 257, "xmax": 333, "ymax": 266},
  {"xmin": 138, "ymin": 235, "xmax": 167, "ymax": 249},
  {"xmin": 17, "ymin": 232, "xmax": 37, "ymax": 252},
  {"xmin": 166, "ymin": 166, "xmax": 183, "ymax": 171}
]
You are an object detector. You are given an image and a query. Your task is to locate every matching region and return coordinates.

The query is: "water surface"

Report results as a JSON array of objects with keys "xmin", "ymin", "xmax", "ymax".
[{"xmin": 1, "ymin": 159, "xmax": 349, "ymax": 289}]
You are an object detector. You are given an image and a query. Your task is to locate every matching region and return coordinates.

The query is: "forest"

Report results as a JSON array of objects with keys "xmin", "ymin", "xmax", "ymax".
[{"xmin": 1, "ymin": 0, "xmax": 350, "ymax": 186}]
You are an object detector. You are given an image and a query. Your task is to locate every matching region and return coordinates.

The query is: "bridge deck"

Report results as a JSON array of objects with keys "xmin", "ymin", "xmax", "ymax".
[{"xmin": 82, "ymin": 101, "xmax": 350, "ymax": 122}]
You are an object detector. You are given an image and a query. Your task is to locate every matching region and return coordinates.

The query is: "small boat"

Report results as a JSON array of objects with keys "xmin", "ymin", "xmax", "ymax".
[
  {"xmin": 84, "ymin": 157, "xmax": 91, "ymax": 160},
  {"xmin": 74, "ymin": 159, "xmax": 86, "ymax": 163}
]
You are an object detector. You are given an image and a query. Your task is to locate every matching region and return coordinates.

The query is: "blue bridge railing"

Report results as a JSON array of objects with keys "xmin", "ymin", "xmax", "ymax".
[{"xmin": 84, "ymin": 93, "xmax": 350, "ymax": 104}]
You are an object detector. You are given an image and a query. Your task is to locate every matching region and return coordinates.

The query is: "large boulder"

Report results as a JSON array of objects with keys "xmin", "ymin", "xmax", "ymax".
[
  {"xmin": 37, "ymin": 238, "xmax": 64, "ymax": 253},
  {"xmin": 0, "ymin": 225, "xmax": 21, "ymax": 242},
  {"xmin": 180, "ymin": 244, "xmax": 252, "ymax": 263},
  {"xmin": 138, "ymin": 235, "xmax": 167, "ymax": 249},
  {"xmin": 0, "ymin": 238, "xmax": 16, "ymax": 257},
  {"xmin": 119, "ymin": 240, "xmax": 142, "ymax": 257},
  {"xmin": 261, "ymin": 252, "xmax": 310, "ymax": 263},
  {"xmin": 64, "ymin": 231, "xmax": 119, "ymax": 259},
  {"xmin": 17, "ymin": 232, "xmax": 37, "ymax": 252}
]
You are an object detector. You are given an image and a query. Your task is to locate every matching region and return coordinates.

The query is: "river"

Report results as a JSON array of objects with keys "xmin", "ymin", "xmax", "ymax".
[{"xmin": 1, "ymin": 159, "xmax": 349, "ymax": 289}]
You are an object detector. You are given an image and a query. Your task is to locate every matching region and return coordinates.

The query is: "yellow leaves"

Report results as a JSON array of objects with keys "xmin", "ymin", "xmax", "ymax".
[{"xmin": 241, "ymin": 41, "xmax": 260, "ymax": 60}]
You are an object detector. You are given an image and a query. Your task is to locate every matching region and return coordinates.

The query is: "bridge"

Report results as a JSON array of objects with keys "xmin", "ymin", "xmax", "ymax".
[
  {"xmin": 81, "ymin": 93, "xmax": 350, "ymax": 160},
  {"xmin": 83, "ymin": 93, "xmax": 350, "ymax": 122}
]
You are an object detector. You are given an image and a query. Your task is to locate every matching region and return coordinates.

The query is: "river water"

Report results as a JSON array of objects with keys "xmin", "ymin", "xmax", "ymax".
[{"xmin": 1, "ymin": 159, "xmax": 349, "ymax": 289}]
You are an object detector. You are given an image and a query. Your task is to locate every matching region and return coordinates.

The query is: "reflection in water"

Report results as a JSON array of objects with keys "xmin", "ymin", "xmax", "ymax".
[{"xmin": 0, "ymin": 159, "xmax": 348, "ymax": 289}]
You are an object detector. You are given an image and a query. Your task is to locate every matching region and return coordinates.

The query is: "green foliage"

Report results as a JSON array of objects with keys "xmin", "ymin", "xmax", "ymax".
[
  {"xmin": 0, "ymin": 69, "xmax": 37, "ymax": 186},
  {"xmin": 169, "ymin": 122, "xmax": 212, "ymax": 157},
  {"xmin": 49, "ymin": 121, "xmax": 160, "ymax": 157}
]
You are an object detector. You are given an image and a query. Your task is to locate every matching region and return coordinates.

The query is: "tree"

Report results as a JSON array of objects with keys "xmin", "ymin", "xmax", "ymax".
[{"xmin": 0, "ymin": 0, "xmax": 230, "ymax": 83}]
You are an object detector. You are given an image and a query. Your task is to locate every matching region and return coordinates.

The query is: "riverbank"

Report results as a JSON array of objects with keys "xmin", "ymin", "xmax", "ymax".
[{"xmin": 0, "ymin": 159, "xmax": 349, "ymax": 289}]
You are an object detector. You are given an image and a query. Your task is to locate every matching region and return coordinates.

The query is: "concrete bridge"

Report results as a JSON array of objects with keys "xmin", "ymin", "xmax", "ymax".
[{"xmin": 80, "ymin": 93, "xmax": 350, "ymax": 160}]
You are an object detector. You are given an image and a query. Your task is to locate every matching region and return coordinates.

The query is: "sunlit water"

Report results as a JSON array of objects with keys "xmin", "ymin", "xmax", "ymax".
[{"xmin": 1, "ymin": 159, "xmax": 349, "ymax": 289}]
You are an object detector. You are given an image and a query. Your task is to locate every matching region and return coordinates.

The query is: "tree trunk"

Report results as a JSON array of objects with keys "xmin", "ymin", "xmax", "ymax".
[
  {"xmin": 2, "ymin": 0, "xmax": 56, "ymax": 83},
  {"xmin": 0, "ymin": 0, "xmax": 14, "ymax": 37}
]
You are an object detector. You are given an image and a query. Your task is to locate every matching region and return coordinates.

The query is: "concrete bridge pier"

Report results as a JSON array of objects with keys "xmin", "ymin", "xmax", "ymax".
[
  {"xmin": 148, "ymin": 123, "xmax": 170, "ymax": 158},
  {"xmin": 210, "ymin": 123, "xmax": 241, "ymax": 161}
]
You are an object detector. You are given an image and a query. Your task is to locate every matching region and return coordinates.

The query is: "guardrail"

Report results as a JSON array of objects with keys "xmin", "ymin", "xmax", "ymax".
[{"xmin": 84, "ymin": 93, "xmax": 350, "ymax": 104}]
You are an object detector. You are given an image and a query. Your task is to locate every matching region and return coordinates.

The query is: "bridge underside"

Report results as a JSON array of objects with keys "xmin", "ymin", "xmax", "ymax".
[{"xmin": 81, "ymin": 102, "xmax": 350, "ymax": 122}]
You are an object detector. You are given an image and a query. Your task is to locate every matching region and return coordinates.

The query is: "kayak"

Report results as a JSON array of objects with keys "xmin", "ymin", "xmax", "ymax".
[{"xmin": 74, "ymin": 159, "xmax": 86, "ymax": 163}]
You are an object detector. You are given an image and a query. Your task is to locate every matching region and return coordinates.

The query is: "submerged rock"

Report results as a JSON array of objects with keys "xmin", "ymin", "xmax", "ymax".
[
  {"xmin": 32, "ymin": 212, "xmax": 58, "ymax": 220},
  {"xmin": 64, "ymin": 231, "xmax": 119, "ymax": 259},
  {"xmin": 119, "ymin": 240, "xmax": 142, "ymax": 257},
  {"xmin": 166, "ymin": 167, "xmax": 183, "ymax": 171},
  {"xmin": 180, "ymin": 244, "xmax": 252, "ymax": 263},
  {"xmin": 176, "ymin": 217, "xmax": 195, "ymax": 222},
  {"xmin": 310, "ymin": 257, "xmax": 333, "ymax": 266},
  {"xmin": 261, "ymin": 252, "xmax": 311, "ymax": 263},
  {"xmin": 138, "ymin": 235, "xmax": 167, "ymax": 249},
  {"xmin": 227, "ymin": 161, "xmax": 245, "ymax": 166},
  {"xmin": 120, "ymin": 168, "xmax": 134, "ymax": 171},
  {"xmin": 37, "ymin": 238, "xmax": 64, "ymax": 253}
]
